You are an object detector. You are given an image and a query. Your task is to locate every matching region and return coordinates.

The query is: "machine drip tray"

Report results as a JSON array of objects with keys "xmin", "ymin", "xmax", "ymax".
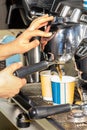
[
  {"xmin": 21, "ymin": 83, "xmax": 87, "ymax": 130},
  {"xmin": 1, "ymin": 83, "xmax": 87, "ymax": 130}
]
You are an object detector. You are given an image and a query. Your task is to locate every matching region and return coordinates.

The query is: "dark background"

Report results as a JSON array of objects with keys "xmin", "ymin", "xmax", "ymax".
[{"xmin": 0, "ymin": 0, "xmax": 66, "ymax": 29}]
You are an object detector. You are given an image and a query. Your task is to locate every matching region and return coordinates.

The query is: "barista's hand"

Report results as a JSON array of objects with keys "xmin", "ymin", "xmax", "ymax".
[
  {"xmin": 41, "ymin": 25, "xmax": 51, "ymax": 50},
  {"xmin": 13, "ymin": 14, "xmax": 54, "ymax": 53},
  {"xmin": 0, "ymin": 62, "xmax": 26, "ymax": 98},
  {"xmin": 0, "ymin": 15, "xmax": 54, "ymax": 60},
  {"xmin": 28, "ymin": 14, "xmax": 54, "ymax": 31}
]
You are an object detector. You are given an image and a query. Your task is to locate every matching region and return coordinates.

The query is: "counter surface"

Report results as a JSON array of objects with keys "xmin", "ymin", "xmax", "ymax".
[
  {"xmin": 0, "ymin": 83, "xmax": 87, "ymax": 130},
  {"xmin": 0, "ymin": 83, "xmax": 57, "ymax": 130},
  {"xmin": 0, "ymin": 29, "xmax": 24, "ymax": 39}
]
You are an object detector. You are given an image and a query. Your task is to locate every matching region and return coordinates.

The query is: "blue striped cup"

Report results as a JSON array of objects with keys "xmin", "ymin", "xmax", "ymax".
[
  {"xmin": 83, "ymin": 0, "xmax": 87, "ymax": 10},
  {"xmin": 51, "ymin": 75, "xmax": 76, "ymax": 105}
]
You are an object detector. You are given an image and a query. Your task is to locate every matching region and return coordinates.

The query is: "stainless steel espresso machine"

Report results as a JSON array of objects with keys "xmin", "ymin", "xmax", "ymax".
[{"xmin": 1, "ymin": 0, "xmax": 87, "ymax": 130}]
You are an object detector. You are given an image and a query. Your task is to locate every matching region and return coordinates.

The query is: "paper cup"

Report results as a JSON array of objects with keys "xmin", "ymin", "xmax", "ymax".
[
  {"xmin": 51, "ymin": 75, "xmax": 76, "ymax": 104},
  {"xmin": 40, "ymin": 70, "xmax": 52, "ymax": 101}
]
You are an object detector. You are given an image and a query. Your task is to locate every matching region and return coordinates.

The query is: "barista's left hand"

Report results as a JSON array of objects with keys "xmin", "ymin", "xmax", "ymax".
[{"xmin": 0, "ymin": 62, "xmax": 26, "ymax": 98}]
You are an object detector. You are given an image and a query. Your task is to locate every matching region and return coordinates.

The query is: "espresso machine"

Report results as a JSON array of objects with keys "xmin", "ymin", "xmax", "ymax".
[{"xmin": 1, "ymin": 0, "xmax": 87, "ymax": 129}]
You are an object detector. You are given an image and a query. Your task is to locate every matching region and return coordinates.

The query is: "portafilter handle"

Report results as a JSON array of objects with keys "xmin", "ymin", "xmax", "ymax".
[
  {"xmin": 29, "ymin": 104, "xmax": 71, "ymax": 119},
  {"xmin": 14, "ymin": 60, "xmax": 64, "ymax": 78},
  {"xmin": 14, "ymin": 61, "xmax": 54, "ymax": 78},
  {"xmin": 28, "ymin": 104, "xmax": 80, "ymax": 119}
]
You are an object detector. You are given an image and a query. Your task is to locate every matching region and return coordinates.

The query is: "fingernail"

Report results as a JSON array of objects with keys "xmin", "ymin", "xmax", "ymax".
[{"xmin": 48, "ymin": 32, "xmax": 52, "ymax": 36}]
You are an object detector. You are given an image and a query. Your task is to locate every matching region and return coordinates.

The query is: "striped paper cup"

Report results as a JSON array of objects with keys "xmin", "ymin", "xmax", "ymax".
[{"xmin": 51, "ymin": 75, "xmax": 76, "ymax": 105}]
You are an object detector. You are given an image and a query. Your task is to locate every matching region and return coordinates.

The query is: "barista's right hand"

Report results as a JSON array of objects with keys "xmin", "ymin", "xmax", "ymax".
[
  {"xmin": 0, "ymin": 62, "xmax": 26, "ymax": 98},
  {"xmin": 28, "ymin": 14, "xmax": 54, "ymax": 31},
  {"xmin": 0, "ymin": 15, "xmax": 54, "ymax": 61}
]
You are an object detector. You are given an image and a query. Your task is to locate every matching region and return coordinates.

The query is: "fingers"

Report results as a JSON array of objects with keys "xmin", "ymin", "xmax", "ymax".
[
  {"xmin": 21, "ymin": 78, "xmax": 27, "ymax": 86},
  {"xmin": 27, "ymin": 39, "xmax": 40, "ymax": 50},
  {"xmin": 9, "ymin": 15, "xmax": 53, "ymax": 55},
  {"xmin": 2, "ymin": 89, "xmax": 20, "ymax": 98},
  {"xmin": 24, "ymin": 30, "xmax": 52, "ymax": 40},
  {"xmin": 12, "ymin": 29, "xmax": 52, "ymax": 54},
  {"xmin": 33, "ymin": 22, "xmax": 48, "ymax": 30},
  {"xmin": 28, "ymin": 14, "xmax": 54, "ymax": 31},
  {"xmin": 5, "ymin": 62, "xmax": 23, "ymax": 74},
  {"xmin": 29, "ymin": 14, "xmax": 49, "ymax": 26},
  {"xmin": 6, "ymin": 62, "xmax": 27, "ymax": 85},
  {"xmin": 45, "ymin": 25, "xmax": 51, "ymax": 32}
]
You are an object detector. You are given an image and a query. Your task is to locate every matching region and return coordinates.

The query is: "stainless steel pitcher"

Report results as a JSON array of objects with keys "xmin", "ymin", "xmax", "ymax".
[{"xmin": 26, "ymin": 45, "xmax": 41, "ymax": 83}]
